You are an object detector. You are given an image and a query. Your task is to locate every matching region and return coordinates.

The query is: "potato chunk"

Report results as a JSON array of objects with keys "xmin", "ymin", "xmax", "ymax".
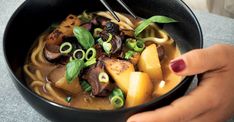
[
  {"xmin": 104, "ymin": 58, "xmax": 135, "ymax": 93},
  {"xmin": 55, "ymin": 77, "xmax": 82, "ymax": 94},
  {"xmin": 138, "ymin": 44, "xmax": 163, "ymax": 84},
  {"xmin": 126, "ymin": 72, "xmax": 153, "ymax": 107}
]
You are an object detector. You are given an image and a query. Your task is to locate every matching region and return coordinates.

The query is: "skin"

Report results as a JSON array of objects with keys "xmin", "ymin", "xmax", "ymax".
[{"xmin": 127, "ymin": 44, "xmax": 234, "ymax": 122}]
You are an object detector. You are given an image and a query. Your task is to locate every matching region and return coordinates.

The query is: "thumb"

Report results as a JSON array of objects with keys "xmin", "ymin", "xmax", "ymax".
[{"xmin": 169, "ymin": 44, "xmax": 228, "ymax": 76}]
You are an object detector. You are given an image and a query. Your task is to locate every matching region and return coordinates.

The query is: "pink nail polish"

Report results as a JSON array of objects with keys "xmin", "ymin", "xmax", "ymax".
[{"xmin": 170, "ymin": 59, "xmax": 186, "ymax": 73}]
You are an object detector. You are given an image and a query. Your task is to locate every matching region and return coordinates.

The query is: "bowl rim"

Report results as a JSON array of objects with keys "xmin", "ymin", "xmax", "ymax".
[{"xmin": 3, "ymin": 0, "xmax": 203, "ymax": 113}]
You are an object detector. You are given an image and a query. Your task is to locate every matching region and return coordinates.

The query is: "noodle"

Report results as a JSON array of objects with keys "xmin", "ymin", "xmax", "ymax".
[
  {"xmin": 30, "ymin": 80, "xmax": 44, "ymax": 88},
  {"xmin": 143, "ymin": 30, "xmax": 169, "ymax": 44},
  {"xmin": 41, "ymin": 92, "xmax": 54, "ymax": 101},
  {"xmin": 45, "ymin": 83, "xmax": 66, "ymax": 104},
  {"xmin": 30, "ymin": 81, "xmax": 54, "ymax": 101},
  {"xmin": 31, "ymin": 35, "xmax": 46, "ymax": 67},
  {"xmin": 38, "ymin": 41, "xmax": 47, "ymax": 63},
  {"xmin": 34, "ymin": 87, "xmax": 41, "ymax": 95},
  {"xmin": 23, "ymin": 65, "xmax": 37, "ymax": 81},
  {"xmin": 114, "ymin": 12, "xmax": 134, "ymax": 28},
  {"xmin": 30, "ymin": 81, "xmax": 44, "ymax": 95},
  {"xmin": 35, "ymin": 70, "xmax": 44, "ymax": 81}
]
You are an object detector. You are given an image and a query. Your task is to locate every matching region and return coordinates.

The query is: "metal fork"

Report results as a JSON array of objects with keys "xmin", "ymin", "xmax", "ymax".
[{"xmin": 100, "ymin": 0, "xmax": 137, "ymax": 22}]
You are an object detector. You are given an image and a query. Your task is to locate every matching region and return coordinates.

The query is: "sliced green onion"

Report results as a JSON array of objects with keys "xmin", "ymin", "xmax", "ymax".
[
  {"xmin": 59, "ymin": 42, "xmax": 73, "ymax": 55},
  {"xmin": 69, "ymin": 57, "xmax": 74, "ymax": 62},
  {"xmin": 106, "ymin": 33, "xmax": 113, "ymax": 43},
  {"xmin": 110, "ymin": 96, "xmax": 124, "ymax": 109},
  {"xmin": 65, "ymin": 96, "xmax": 72, "ymax": 103},
  {"xmin": 73, "ymin": 49, "xmax": 85, "ymax": 60},
  {"xmin": 126, "ymin": 38, "xmax": 145, "ymax": 52},
  {"xmin": 103, "ymin": 42, "xmax": 112, "ymax": 54},
  {"xmin": 97, "ymin": 38, "xmax": 104, "ymax": 45},
  {"xmin": 126, "ymin": 38, "xmax": 137, "ymax": 49},
  {"xmin": 93, "ymin": 28, "xmax": 103, "ymax": 38},
  {"xmin": 111, "ymin": 88, "xmax": 124, "ymax": 99},
  {"xmin": 85, "ymin": 47, "xmax": 96, "ymax": 61},
  {"xmin": 98, "ymin": 72, "xmax": 109, "ymax": 83},
  {"xmin": 84, "ymin": 58, "xmax": 97, "ymax": 68},
  {"xmin": 124, "ymin": 50, "xmax": 136, "ymax": 60},
  {"xmin": 134, "ymin": 40, "xmax": 145, "ymax": 52},
  {"xmin": 109, "ymin": 88, "xmax": 125, "ymax": 108},
  {"xmin": 80, "ymin": 80, "xmax": 92, "ymax": 92}
]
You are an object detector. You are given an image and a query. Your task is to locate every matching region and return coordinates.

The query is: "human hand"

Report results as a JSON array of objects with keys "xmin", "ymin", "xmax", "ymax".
[{"xmin": 127, "ymin": 44, "xmax": 234, "ymax": 122}]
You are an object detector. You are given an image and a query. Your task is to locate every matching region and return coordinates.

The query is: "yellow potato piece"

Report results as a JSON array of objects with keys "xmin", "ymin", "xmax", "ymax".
[
  {"xmin": 126, "ymin": 72, "xmax": 153, "ymax": 108},
  {"xmin": 55, "ymin": 77, "xmax": 82, "ymax": 94},
  {"xmin": 104, "ymin": 58, "xmax": 135, "ymax": 93},
  {"xmin": 138, "ymin": 44, "xmax": 163, "ymax": 84}
]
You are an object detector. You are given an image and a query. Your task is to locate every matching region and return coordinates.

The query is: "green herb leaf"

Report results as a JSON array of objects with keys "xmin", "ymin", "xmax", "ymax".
[
  {"xmin": 73, "ymin": 26, "xmax": 94, "ymax": 49},
  {"xmin": 134, "ymin": 16, "xmax": 177, "ymax": 37},
  {"xmin": 66, "ymin": 59, "xmax": 84, "ymax": 84}
]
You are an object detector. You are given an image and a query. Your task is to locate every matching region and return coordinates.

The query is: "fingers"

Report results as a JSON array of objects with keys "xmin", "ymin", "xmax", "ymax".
[
  {"xmin": 170, "ymin": 44, "xmax": 229, "ymax": 76},
  {"xmin": 190, "ymin": 111, "xmax": 225, "ymax": 122},
  {"xmin": 128, "ymin": 78, "xmax": 218, "ymax": 122}
]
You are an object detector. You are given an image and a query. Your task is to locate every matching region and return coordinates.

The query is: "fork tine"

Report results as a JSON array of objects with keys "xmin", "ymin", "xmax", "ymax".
[
  {"xmin": 100, "ymin": 0, "xmax": 120, "ymax": 22},
  {"xmin": 117, "ymin": 0, "xmax": 137, "ymax": 19}
]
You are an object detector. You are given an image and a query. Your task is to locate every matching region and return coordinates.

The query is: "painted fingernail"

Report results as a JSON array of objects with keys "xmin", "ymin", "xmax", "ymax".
[{"xmin": 170, "ymin": 59, "xmax": 186, "ymax": 73}]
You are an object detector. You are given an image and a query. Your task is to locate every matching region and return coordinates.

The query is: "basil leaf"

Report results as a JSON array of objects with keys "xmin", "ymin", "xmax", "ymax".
[
  {"xmin": 66, "ymin": 59, "xmax": 84, "ymax": 84},
  {"xmin": 73, "ymin": 26, "xmax": 94, "ymax": 49},
  {"xmin": 134, "ymin": 16, "xmax": 177, "ymax": 37}
]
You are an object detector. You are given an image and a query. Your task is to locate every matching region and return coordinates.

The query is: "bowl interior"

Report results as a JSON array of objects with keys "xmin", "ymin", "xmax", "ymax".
[{"xmin": 3, "ymin": 0, "xmax": 202, "ymax": 121}]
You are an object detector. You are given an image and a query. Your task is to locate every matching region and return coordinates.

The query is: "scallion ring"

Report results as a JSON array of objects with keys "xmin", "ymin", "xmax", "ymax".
[
  {"xmin": 110, "ymin": 96, "xmax": 124, "ymax": 108},
  {"xmin": 69, "ymin": 57, "xmax": 74, "ymax": 62},
  {"xmin": 93, "ymin": 28, "xmax": 103, "ymax": 38},
  {"xmin": 84, "ymin": 58, "xmax": 97, "ymax": 68},
  {"xmin": 85, "ymin": 48, "xmax": 96, "ymax": 61},
  {"xmin": 97, "ymin": 38, "xmax": 104, "ymax": 45},
  {"xmin": 111, "ymin": 88, "xmax": 124, "ymax": 99},
  {"xmin": 103, "ymin": 42, "xmax": 112, "ymax": 54},
  {"xmin": 59, "ymin": 42, "xmax": 72, "ymax": 55},
  {"xmin": 73, "ymin": 49, "xmax": 85, "ymax": 60},
  {"xmin": 80, "ymin": 80, "xmax": 92, "ymax": 92},
  {"xmin": 106, "ymin": 33, "xmax": 113, "ymax": 43},
  {"xmin": 126, "ymin": 38, "xmax": 137, "ymax": 49},
  {"xmin": 98, "ymin": 72, "xmax": 109, "ymax": 83},
  {"xmin": 134, "ymin": 40, "xmax": 145, "ymax": 52}
]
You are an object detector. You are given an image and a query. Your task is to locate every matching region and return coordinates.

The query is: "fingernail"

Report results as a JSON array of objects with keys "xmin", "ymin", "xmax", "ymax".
[{"xmin": 170, "ymin": 59, "xmax": 186, "ymax": 73}]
